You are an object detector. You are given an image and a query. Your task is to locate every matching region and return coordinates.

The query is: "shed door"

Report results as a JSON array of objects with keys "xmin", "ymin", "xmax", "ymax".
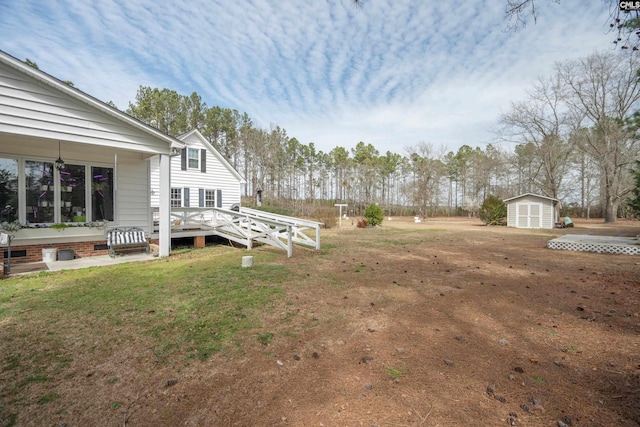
[{"xmin": 516, "ymin": 203, "xmax": 541, "ymax": 228}]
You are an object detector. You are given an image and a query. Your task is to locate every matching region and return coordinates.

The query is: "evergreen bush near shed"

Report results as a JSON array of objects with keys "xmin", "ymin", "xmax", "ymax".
[
  {"xmin": 364, "ymin": 203, "xmax": 384, "ymax": 227},
  {"xmin": 629, "ymin": 160, "xmax": 640, "ymax": 218},
  {"xmin": 479, "ymin": 195, "xmax": 507, "ymax": 225}
]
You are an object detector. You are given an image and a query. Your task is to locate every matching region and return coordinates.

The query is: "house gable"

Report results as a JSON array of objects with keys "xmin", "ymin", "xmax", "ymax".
[
  {"xmin": 150, "ymin": 130, "xmax": 245, "ymax": 210},
  {"xmin": 0, "ymin": 50, "xmax": 182, "ymax": 155},
  {"xmin": 0, "ymin": 50, "xmax": 179, "ymax": 258},
  {"xmin": 178, "ymin": 129, "xmax": 245, "ymax": 183}
]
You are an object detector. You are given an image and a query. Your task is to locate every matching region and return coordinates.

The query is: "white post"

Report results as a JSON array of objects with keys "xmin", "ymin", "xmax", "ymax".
[
  {"xmin": 334, "ymin": 203, "xmax": 347, "ymax": 228},
  {"xmin": 315, "ymin": 224, "xmax": 321, "ymax": 250},
  {"xmin": 246, "ymin": 215, "xmax": 253, "ymax": 251},
  {"xmin": 158, "ymin": 153, "xmax": 171, "ymax": 257}
]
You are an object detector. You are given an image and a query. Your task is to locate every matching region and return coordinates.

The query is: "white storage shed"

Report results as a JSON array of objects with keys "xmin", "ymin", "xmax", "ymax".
[{"xmin": 504, "ymin": 193, "xmax": 559, "ymax": 229}]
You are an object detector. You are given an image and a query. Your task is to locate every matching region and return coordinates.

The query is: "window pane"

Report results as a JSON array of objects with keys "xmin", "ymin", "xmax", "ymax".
[
  {"xmin": 92, "ymin": 167, "xmax": 114, "ymax": 221},
  {"xmin": 26, "ymin": 160, "xmax": 54, "ymax": 223},
  {"xmin": 0, "ymin": 158, "xmax": 18, "ymax": 223},
  {"xmin": 188, "ymin": 148, "xmax": 199, "ymax": 169},
  {"xmin": 205, "ymin": 189, "xmax": 215, "ymax": 207},
  {"xmin": 171, "ymin": 188, "xmax": 182, "ymax": 207},
  {"xmin": 60, "ymin": 164, "xmax": 86, "ymax": 222}
]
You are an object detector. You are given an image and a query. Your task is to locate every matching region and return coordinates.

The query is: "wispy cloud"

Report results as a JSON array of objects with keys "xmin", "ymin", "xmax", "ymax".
[{"xmin": 0, "ymin": 0, "xmax": 613, "ymax": 154}]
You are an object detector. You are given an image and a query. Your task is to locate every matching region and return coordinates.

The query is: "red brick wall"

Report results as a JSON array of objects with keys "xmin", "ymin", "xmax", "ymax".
[{"xmin": 1, "ymin": 240, "xmax": 110, "ymax": 264}]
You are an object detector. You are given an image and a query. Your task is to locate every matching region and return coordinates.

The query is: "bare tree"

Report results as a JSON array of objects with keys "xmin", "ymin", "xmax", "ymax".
[
  {"xmin": 557, "ymin": 51, "xmax": 640, "ymax": 222},
  {"xmin": 504, "ymin": 0, "xmax": 553, "ymax": 29},
  {"xmin": 406, "ymin": 142, "xmax": 442, "ymax": 218},
  {"xmin": 567, "ymin": 128, "xmax": 601, "ymax": 218},
  {"xmin": 505, "ymin": 0, "xmax": 640, "ymax": 50},
  {"xmin": 498, "ymin": 75, "xmax": 575, "ymax": 199}
]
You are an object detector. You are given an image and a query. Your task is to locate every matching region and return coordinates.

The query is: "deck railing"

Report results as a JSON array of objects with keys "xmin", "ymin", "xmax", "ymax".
[{"xmin": 150, "ymin": 207, "xmax": 322, "ymax": 257}]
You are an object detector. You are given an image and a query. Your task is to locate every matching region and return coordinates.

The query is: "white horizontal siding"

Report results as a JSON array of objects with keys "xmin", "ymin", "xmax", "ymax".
[
  {"xmin": 0, "ymin": 62, "xmax": 171, "ymax": 154},
  {"xmin": 150, "ymin": 156, "xmax": 161, "ymax": 207},
  {"xmin": 150, "ymin": 133, "xmax": 242, "ymax": 209},
  {"xmin": 201, "ymin": 155, "xmax": 241, "ymax": 208},
  {"xmin": 506, "ymin": 195, "xmax": 555, "ymax": 229},
  {"xmin": 116, "ymin": 158, "xmax": 151, "ymax": 231},
  {"xmin": 542, "ymin": 201, "xmax": 555, "ymax": 229},
  {"xmin": 507, "ymin": 203, "xmax": 516, "ymax": 227}
]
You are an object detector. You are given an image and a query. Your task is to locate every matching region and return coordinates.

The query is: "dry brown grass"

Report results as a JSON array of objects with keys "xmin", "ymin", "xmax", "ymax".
[{"xmin": 1, "ymin": 216, "xmax": 639, "ymax": 426}]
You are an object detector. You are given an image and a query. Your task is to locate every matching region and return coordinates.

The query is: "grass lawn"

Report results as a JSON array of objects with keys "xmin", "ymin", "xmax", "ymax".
[
  {"xmin": 1, "ymin": 217, "xmax": 639, "ymax": 426},
  {"xmin": 0, "ymin": 245, "xmax": 292, "ymax": 425}
]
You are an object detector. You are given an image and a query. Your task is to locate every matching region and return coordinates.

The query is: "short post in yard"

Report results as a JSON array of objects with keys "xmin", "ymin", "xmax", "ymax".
[{"xmin": 334, "ymin": 203, "xmax": 348, "ymax": 228}]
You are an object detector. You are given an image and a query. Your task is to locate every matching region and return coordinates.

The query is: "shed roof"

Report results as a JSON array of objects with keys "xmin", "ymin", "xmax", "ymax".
[{"xmin": 503, "ymin": 193, "xmax": 559, "ymax": 203}]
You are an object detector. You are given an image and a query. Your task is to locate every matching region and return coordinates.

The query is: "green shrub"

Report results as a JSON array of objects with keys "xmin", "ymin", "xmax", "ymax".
[
  {"xmin": 629, "ymin": 160, "xmax": 640, "ymax": 218},
  {"xmin": 363, "ymin": 203, "xmax": 384, "ymax": 227},
  {"xmin": 478, "ymin": 195, "xmax": 506, "ymax": 225}
]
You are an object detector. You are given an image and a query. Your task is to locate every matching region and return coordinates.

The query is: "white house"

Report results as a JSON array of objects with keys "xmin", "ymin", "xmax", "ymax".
[
  {"xmin": 0, "ymin": 50, "xmax": 182, "ymax": 264},
  {"xmin": 150, "ymin": 129, "xmax": 245, "ymax": 212},
  {"xmin": 504, "ymin": 193, "xmax": 559, "ymax": 229}
]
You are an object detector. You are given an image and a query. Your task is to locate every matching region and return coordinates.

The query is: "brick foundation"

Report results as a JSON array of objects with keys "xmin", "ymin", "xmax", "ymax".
[
  {"xmin": 1, "ymin": 240, "xmax": 110, "ymax": 264},
  {"xmin": 3, "ymin": 238, "xmax": 166, "ymax": 265}
]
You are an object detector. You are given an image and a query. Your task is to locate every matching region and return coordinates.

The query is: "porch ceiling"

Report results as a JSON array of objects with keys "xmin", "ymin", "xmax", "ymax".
[{"xmin": 0, "ymin": 133, "xmax": 164, "ymax": 161}]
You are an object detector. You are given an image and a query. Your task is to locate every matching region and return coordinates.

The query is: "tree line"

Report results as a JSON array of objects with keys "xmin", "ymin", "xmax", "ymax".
[{"xmin": 124, "ymin": 51, "xmax": 640, "ymax": 223}]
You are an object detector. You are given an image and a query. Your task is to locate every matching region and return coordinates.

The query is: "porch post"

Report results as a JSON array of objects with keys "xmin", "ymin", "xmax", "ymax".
[
  {"xmin": 158, "ymin": 153, "xmax": 171, "ymax": 257},
  {"xmin": 315, "ymin": 224, "xmax": 321, "ymax": 251}
]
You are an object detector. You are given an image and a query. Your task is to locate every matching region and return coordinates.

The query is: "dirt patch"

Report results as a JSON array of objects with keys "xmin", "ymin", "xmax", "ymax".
[{"xmin": 3, "ymin": 217, "xmax": 640, "ymax": 426}]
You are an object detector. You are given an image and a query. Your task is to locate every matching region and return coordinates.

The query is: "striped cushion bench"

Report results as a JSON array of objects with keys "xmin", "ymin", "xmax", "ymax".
[{"xmin": 106, "ymin": 227, "xmax": 149, "ymax": 258}]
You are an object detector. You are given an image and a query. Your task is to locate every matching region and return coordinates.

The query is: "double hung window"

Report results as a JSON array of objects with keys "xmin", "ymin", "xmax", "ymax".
[
  {"xmin": 170, "ymin": 188, "xmax": 182, "ymax": 207},
  {"xmin": 187, "ymin": 148, "xmax": 199, "ymax": 169},
  {"xmin": 204, "ymin": 189, "xmax": 216, "ymax": 207}
]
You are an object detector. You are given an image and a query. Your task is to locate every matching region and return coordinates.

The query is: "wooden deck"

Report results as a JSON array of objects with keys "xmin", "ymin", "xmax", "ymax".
[
  {"xmin": 150, "ymin": 207, "xmax": 323, "ymax": 257},
  {"xmin": 547, "ymin": 234, "xmax": 640, "ymax": 255}
]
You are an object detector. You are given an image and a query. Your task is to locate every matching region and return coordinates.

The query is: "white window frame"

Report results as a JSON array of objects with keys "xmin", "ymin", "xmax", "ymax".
[
  {"xmin": 204, "ymin": 189, "xmax": 216, "ymax": 207},
  {"xmin": 0, "ymin": 157, "xmax": 18, "ymax": 223},
  {"xmin": 187, "ymin": 148, "xmax": 200, "ymax": 170},
  {"xmin": 89, "ymin": 165, "xmax": 114, "ymax": 223},
  {"xmin": 170, "ymin": 187, "xmax": 182, "ymax": 207},
  {"xmin": 4, "ymin": 155, "xmax": 113, "ymax": 225}
]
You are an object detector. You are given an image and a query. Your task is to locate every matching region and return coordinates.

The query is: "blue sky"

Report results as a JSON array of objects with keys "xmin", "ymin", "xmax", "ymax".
[{"xmin": 1, "ymin": 0, "xmax": 613, "ymax": 155}]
